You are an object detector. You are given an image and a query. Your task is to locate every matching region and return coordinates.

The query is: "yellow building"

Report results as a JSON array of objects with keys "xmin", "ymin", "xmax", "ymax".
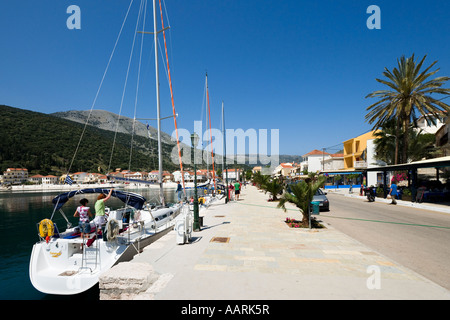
[{"xmin": 343, "ymin": 130, "xmax": 379, "ymax": 170}]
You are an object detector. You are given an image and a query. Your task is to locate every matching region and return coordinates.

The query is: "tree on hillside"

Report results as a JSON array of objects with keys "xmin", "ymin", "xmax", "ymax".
[{"xmin": 365, "ymin": 54, "xmax": 450, "ymax": 164}]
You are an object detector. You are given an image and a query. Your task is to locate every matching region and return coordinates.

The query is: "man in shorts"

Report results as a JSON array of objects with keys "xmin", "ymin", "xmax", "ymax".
[{"xmin": 234, "ymin": 181, "xmax": 241, "ymax": 200}]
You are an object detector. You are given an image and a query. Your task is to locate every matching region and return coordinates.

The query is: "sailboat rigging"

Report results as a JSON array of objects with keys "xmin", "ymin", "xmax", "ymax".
[
  {"xmin": 29, "ymin": 0, "xmax": 185, "ymax": 295},
  {"xmin": 206, "ymin": 73, "xmax": 217, "ymax": 194}
]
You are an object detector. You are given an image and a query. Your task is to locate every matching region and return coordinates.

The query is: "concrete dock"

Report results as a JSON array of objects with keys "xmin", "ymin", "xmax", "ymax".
[{"xmin": 99, "ymin": 185, "xmax": 450, "ymax": 300}]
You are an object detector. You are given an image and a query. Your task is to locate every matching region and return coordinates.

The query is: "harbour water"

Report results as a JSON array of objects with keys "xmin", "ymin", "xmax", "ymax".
[{"xmin": 0, "ymin": 186, "xmax": 185, "ymax": 300}]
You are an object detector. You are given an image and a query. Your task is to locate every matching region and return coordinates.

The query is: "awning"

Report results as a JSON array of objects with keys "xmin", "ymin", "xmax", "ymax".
[
  {"xmin": 52, "ymin": 188, "xmax": 147, "ymax": 210},
  {"xmin": 364, "ymin": 156, "xmax": 450, "ymax": 172},
  {"xmin": 322, "ymin": 171, "xmax": 363, "ymax": 175}
]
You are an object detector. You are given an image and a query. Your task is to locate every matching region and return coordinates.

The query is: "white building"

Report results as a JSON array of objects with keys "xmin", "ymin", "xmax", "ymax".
[
  {"xmin": 366, "ymin": 139, "xmax": 387, "ymax": 187},
  {"xmin": 42, "ymin": 175, "xmax": 58, "ymax": 185},
  {"xmin": 148, "ymin": 171, "xmax": 159, "ymax": 182},
  {"xmin": 415, "ymin": 113, "xmax": 445, "ymax": 134},
  {"xmin": 29, "ymin": 175, "xmax": 45, "ymax": 184},
  {"xmin": 72, "ymin": 172, "xmax": 88, "ymax": 184},
  {"xmin": 301, "ymin": 150, "xmax": 331, "ymax": 173},
  {"xmin": 223, "ymin": 169, "xmax": 241, "ymax": 182},
  {"xmin": 2, "ymin": 168, "xmax": 28, "ymax": 185},
  {"xmin": 321, "ymin": 153, "xmax": 344, "ymax": 171},
  {"xmin": 172, "ymin": 170, "xmax": 192, "ymax": 183}
]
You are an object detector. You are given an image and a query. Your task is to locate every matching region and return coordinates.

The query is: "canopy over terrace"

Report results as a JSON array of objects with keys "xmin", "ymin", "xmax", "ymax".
[
  {"xmin": 364, "ymin": 156, "xmax": 450, "ymax": 199},
  {"xmin": 321, "ymin": 171, "xmax": 364, "ymax": 189}
]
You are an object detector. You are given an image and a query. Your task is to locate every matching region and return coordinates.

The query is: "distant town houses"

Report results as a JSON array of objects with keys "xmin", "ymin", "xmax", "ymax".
[
  {"xmin": 4, "ymin": 110, "xmax": 446, "ymax": 189},
  {"xmin": 264, "ymin": 112, "xmax": 450, "ymax": 188},
  {"xmin": 1, "ymin": 167, "xmax": 231, "ymax": 186},
  {"xmin": 267, "ymin": 132, "xmax": 381, "ymax": 185}
]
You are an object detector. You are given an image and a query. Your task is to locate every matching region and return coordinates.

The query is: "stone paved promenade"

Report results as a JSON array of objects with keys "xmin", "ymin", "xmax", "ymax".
[{"xmin": 100, "ymin": 185, "xmax": 450, "ymax": 300}]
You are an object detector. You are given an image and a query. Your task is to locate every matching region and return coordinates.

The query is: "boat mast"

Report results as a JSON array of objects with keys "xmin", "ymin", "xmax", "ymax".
[
  {"xmin": 222, "ymin": 101, "xmax": 229, "ymax": 200},
  {"xmin": 153, "ymin": 0, "xmax": 165, "ymax": 206},
  {"xmin": 206, "ymin": 73, "xmax": 217, "ymax": 194}
]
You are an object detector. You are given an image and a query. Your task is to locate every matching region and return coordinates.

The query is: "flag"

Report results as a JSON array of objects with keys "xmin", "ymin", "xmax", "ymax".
[{"xmin": 65, "ymin": 175, "xmax": 73, "ymax": 185}]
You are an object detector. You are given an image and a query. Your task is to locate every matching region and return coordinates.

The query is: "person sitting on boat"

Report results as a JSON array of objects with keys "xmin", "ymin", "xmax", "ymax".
[
  {"xmin": 94, "ymin": 188, "xmax": 113, "ymax": 232},
  {"xmin": 73, "ymin": 198, "xmax": 93, "ymax": 240}
]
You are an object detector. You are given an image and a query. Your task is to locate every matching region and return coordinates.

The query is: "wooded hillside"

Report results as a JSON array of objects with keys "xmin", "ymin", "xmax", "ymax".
[{"xmin": 0, "ymin": 105, "xmax": 179, "ymax": 175}]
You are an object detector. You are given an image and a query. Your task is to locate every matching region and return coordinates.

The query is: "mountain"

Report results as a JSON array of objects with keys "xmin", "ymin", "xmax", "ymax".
[
  {"xmin": 51, "ymin": 110, "xmax": 303, "ymax": 167},
  {"xmin": 235, "ymin": 154, "xmax": 303, "ymax": 167},
  {"xmin": 0, "ymin": 105, "xmax": 180, "ymax": 175},
  {"xmin": 0, "ymin": 105, "xmax": 303, "ymax": 176},
  {"xmin": 51, "ymin": 109, "xmax": 177, "ymax": 145}
]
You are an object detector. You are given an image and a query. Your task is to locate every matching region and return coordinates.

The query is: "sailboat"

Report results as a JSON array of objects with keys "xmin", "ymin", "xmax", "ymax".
[
  {"xmin": 29, "ymin": 0, "xmax": 183, "ymax": 295},
  {"xmin": 193, "ymin": 73, "xmax": 226, "ymax": 202}
]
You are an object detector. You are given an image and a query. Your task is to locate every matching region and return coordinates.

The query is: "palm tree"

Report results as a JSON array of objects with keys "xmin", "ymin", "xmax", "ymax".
[
  {"xmin": 252, "ymin": 171, "xmax": 269, "ymax": 190},
  {"xmin": 277, "ymin": 176, "xmax": 326, "ymax": 228},
  {"xmin": 373, "ymin": 119, "xmax": 400, "ymax": 164},
  {"xmin": 407, "ymin": 129, "xmax": 437, "ymax": 161},
  {"xmin": 374, "ymin": 118, "xmax": 437, "ymax": 164},
  {"xmin": 261, "ymin": 178, "xmax": 283, "ymax": 201},
  {"xmin": 365, "ymin": 54, "xmax": 450, "ymax": 163}
]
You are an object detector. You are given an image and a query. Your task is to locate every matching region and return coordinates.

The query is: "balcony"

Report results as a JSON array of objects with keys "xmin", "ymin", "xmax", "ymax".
[{"xmin": 354, "ymin": 161, "xmax": 367, "ymax": 169}]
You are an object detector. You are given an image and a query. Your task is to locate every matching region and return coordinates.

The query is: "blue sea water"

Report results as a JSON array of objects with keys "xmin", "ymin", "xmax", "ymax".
[{"xmin": 0, "ymin": 187, "xmax": 182, "ymax": 300}]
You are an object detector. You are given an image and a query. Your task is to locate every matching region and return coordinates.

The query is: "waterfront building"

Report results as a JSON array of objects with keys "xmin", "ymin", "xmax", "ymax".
[
  {"xmin": 252, "ymin": 166, "xmax": 262, "ymax": 174},
  {"xmin": 321, "ymin": 153, "xmax": 344, "ymax": 171},
  {"xmin": 415, "ymin": 113, "xmax": 445, "ymax": 135},
  {"xmin": 343, "ymin": 131, "xmax": 379, "ymax": 170},
  {"xmin": 195, "ymin": 169, "xmax": 208, "ymax": 182},
  {"xmin": 2, "ymin": 168, "xmax": 28, "ymax": 185},
  {"xmin": 341, "ymin": 131, "xmax": 384, "ymax": 187},
  {"xmin": 162, "ymin": 171, "xmax": 173, "ymax": 182},
  {"xmin": 223, "ymin": 168, "xmax": 242, "ymax": 182},
  {"xmin": 107, "ymin": 171, "xmax": 123, "ymax": 182},
  {"xmin": 273, "ymin": 162, "xmax": 294, "ymax": 177},
  {"xmin": 72, "ymin": 172, "xmax": 88, "ymax": 184},
  {"xmin": 29, "ymin": 174, "xmax": 58, "ymax": 185},
  {"xmin": 172, "ymin": 170, "xmax": 191, "ymax": 183},
  {"xmin": 29, "ymin": 175, "xmax": 45, "ymax": 184},
  {"xmin": 301, "ymin": 150, "xmax": 331, "ymax": 173}
]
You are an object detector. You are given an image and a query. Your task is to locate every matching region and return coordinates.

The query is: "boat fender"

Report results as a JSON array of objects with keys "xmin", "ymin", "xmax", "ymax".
[
  {"xmin": 106, "ymin": 219, "xmax": 120, "ymax": 241},
  {"xmin": 39, "ymin": 219, "xmax": 54, "ymax": 242}
]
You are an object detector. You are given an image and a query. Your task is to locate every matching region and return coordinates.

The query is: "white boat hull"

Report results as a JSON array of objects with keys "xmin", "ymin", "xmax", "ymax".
[{"xmin": 29, "ymin": 205, "xmax": 181, "ymax": 295}]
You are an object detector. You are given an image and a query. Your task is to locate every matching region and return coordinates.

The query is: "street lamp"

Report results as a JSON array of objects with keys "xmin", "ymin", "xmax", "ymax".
[{"xmin": 190, "ymin": 133, "xmax": 200, "ymax": 231}]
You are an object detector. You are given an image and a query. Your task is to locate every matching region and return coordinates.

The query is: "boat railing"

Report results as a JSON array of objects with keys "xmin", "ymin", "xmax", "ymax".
[{"xmin": 79, "ymin": 226, "xmax": 101, "ymax": 273}]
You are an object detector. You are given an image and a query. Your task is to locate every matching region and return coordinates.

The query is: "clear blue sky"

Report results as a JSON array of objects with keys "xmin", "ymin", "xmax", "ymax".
[{"xmin": 1, "ymin": 0, "xmax": 450, "ymax": 157}]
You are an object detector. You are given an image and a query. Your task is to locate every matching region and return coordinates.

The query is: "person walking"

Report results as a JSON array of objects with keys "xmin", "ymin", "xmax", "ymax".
[
  {"xmin": 234, "ymin": 180, "xmax": 241, "ymax": 201},
  {"xmin": 228, "ymin": 184, "xmax": 234, "ymax": 201},
  {"xmin": 389, "ymin": 179, "xmax": 398, "ymax": 205}
]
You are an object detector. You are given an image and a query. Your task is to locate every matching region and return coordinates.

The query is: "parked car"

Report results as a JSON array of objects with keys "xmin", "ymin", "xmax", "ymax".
[
  {"xmin": 286, "ymin": 183, "xmax": 330, "ymax": 211},
  {"xmin": 313, "ymin": 189, "xmax": 329, "ymax": 211}
]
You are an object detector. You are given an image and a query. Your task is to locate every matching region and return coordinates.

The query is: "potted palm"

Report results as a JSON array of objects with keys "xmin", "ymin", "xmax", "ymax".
[{"xmin": 278, "ymin": 176, "xmax": 326, "ymax": 228}]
